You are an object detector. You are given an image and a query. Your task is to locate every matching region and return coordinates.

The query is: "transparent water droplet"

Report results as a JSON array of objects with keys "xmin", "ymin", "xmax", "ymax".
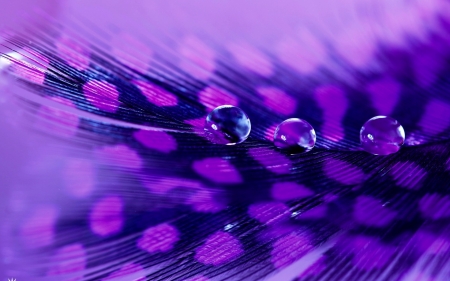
[
  {"xmin": 360, "ymin": 116, "xmax": 405, "ymax": 155},
  {"xmin": 204, "ymin": 105, "xmax": 251, "ymax": 145},
  {"xmin": 273, "ymin": 118, "xmax": 316, "ymax": 153}
]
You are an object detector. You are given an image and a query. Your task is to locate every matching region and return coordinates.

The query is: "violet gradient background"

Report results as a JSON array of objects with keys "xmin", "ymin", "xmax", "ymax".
[{"xmin": 1, "ymin": 0, "xmax": 450, "ymax": 280}]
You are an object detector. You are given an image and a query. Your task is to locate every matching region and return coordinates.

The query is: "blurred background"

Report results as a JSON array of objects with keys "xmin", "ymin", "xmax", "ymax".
[{"xmin": 2, "ymin": 0, "xmax": 450, "ymax": 280}]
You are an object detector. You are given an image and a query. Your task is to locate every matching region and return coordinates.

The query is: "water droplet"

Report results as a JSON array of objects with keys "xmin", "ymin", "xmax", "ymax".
[
  {"xmin": 204, "ymin": 105, "xmax": 251, "ymax": 145},
  {"xmin": 360, "ymin": 116, "xmax": 405, "ymax": 155},
  {"xmin": 273, "ymin": 118, "xmax": 316, "ymax": 153}
]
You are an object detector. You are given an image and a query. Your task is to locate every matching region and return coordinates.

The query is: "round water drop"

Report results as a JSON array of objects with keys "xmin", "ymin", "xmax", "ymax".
[
  {"xmin": 273, "ymin": 118, "xmax": 316, "ymax": 153},
  {"xmin": 360, "ymin": 116, "xmax": 405, "ymax": 155},
  {"xmin": 204, "ymin": 105, "xmax": 251, "ymax": 145}
]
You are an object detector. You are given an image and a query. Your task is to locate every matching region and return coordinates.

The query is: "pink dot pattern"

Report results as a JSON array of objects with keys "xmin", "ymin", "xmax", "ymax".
[
  {"xmin": 90, "ymin": 196, "xmax": 124, "ymax": 236},
  {"xmin": 195, "ymin": 231, "xmax": 244, "ymax": 266},
  {"xmin": 47, "ymin": 244, "xmax": 87, "ymax": 281},
  {"xmin": 198, "ymin": 86, "xmax": 238, "ymax": 111},
  {"xmin": 37, "ymin": 96, "xmax": 80, "ymax": 137},
  {"xmin": 271, "ymin": 233, "xmax": 313, "ymax": 269},
  {"xmin": 193, "ymin": 157, "xmax": 242, "ymax": 184},
  {"xmin": 10, "ymin": 21, "xmax": 450, "ymax": 281},
  {"xmin": 134, "ymin": 129, "xmax": 177, "ymax": 153},
  {"xmin": 95, "ymin": 145, "xmax": 142, "ymax": 170},
  {"xmin": 82, "ymin": 80, "xmax": 120, "ymax": 112},
  {"xmin": 133, "ymin": 80, "xmax": 178, "ymax": 107},
  {"xmin": 271, "ymin": 182, "xmax": 314, "ymax": 202},
  {"xmin": 137, "ymin": 223, "xmax": 180, "ymax": 253},
  {"xmin": 56, "ymin": 35, "xmax": 91, "ymax": 71},
  {"xmin": 20, "ymin": 206, "xmax": 57, "ymax": 249},
  {"xmin": 248, "ymin": 202, "xmax": 290, "ymax": 224},
  {"xmin": 179, "ymin": 36, "xmax": 216, "ymax": 80},
  {"xmin": 248, "ymin": 147, "xmax": 291, "ymax": 174},
  {"xmin": 102, "ymin": 263, "xmax": 146, "ymax": 281},
  {"xmin": 227, "ymin": 42, "xmax": 273, "ymax": 77},
  {"xmin": 111, "ymin": 33, "xmax": 153, "ymax": 73},
  {"xmin": 314, "ymin": 85, "xmax": 348, "ymax": 142},
  {"xmin": 256, "ymin": 87, "xmax": 297, "ymax": 116},
  {"xmin": 324, "ymin": 158, "xmax": 364, "ymax": 185},
  {"xmin": 62, "ymin": 158, "xmax": 95, "ymax": 198}
]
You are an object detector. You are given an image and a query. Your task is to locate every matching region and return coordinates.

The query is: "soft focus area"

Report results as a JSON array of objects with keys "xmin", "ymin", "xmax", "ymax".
[{"xmin": 2, "ymin": 1, "xmax": 450, "ymax": 280}]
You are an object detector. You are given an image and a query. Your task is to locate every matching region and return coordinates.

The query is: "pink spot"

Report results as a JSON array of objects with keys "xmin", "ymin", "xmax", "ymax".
[
  {"xmin": 390, "ymin": 161, "xmax": 427, "ymax": 190},
  {"xmin": 314, "ymin": 85, "xmax": 348, "ymax": 142},
  {"xmin": 323, "ymin": 158, "xmax": 364, "ymax": 185},
  {"xmin": 276, "ymin": 29, "xmax": 327, "ymax": 74},
  {"xmin": 366, "ymin": 77, "xmax": 401, "ymax": 115},
  {"xmin": 352, "ymin": 236, "xmax": 395, "ymax": 270},
  {"xmin": 256, "ymin": 87, "xmax": 297, "ymax": 116},
  {"xmin": 419, "ymin": 194, "xmax": 450, "ymax": 220},
  {"xmin": 103, "ymin": 263, "xmax": 145, "ymax": 281},
  {"xmin": 249, "ymin": 147, "xmax": 291, "ymax": 174},
  {"xmin": 10, "ymin": 48, "xmax": 49, "ymax": 84},
  {"xmin": 411, "ymin": 230, "xmax": 450, "ymax": 255},
  {"xmin": 321, "ymin": 123, "xmax": 344, "ymax": 143},
  {"xmin": 227, "ymin": 42, "xmax": 273, "ymax": 76},
  {"xmin": 198, "ymin": 86, "xmax": 238, "ymax": 111},
  {"xmin": 134, "ymin": 130, "xmax": 177, "ymax": 153},
  {"xmin": 185, "ymin": 117, "xmax": 206, "ymax": 128},
  {"xmin": 271, "ymin": 182, "xmax": 314, "ymax": 202},
  {"xmin": 248, "ymin": 202, "xmax": 290, "ymax": 224},
  {"xmin": 193, "ymin": 158, "xmax": 242, "ymax": 184},
  {"xmin": 144, "ymin": 178, "xmax": 201, "ymax": 194},
  {"xmin": 83, "ymin": 80, "xmax": 120, "ymax": 112},
  {"xmin": 137, "ymin": 223, "xmax": 179, "ymax": 253},
  {"xmin": 111, "ymin": 33, "xmax": 153, "ymax": 73},
  {"xmin": 195, "ymin": 231, "xmax": 243, "ymax": 265},
  {"xmin": 95, "ymin": 145, "xmax": 142, "ymax": 170},
  {"xmin": 90, "ymin": 196, "xmax": 124, "ymax": 236},
  {"xmin": 37, "ymin": 96, "xmax": 79, "ymax": 137},
  {"xmin": 56, "ymin": 35, "xmax": 90, "ymax": 71},
  {"xmin": 271, "ymin": 233, "xmax": 313, "ymax": 269},
  {"xmin": 187, "ymin": 189, "xmax": 225, "ymax": 213},
  {"xmin": 418, "ymin": 99, "xmax": 450, "ymax": 135},
  {"xmin": 47, "ymin": 244, "xmax": 86, "ymax": 281},
  {"xmin": 133, "ymin": 80, "xmax": 177, "ymax": 107},
  {"xmin": 265, "ymin": 124, "xmax": 277, "ymax": 142},
  {"xmin": 259, "ymin": 224, "xmax": 299, "ymax": 242},
  {"xmin": 62, "ymin": 158, "xmax": 95, "ymax": 198},
  {"xmin": 20, "ymin": 206, "xmax": 57, "ymax": 248},
  {"xmin": 427, "ymin": 238, "xmax": 450, "ymax": 254},
  {"xmin": 179, "ymin": 36, "xmax": 216, "ymax": 80},
  {"xmin": 353, "ymin": 196, "xmax": 396, "ymax": 227},
  {"xmin": 298, "ymin": 206, "xmax": 327, "ymax": 219}
]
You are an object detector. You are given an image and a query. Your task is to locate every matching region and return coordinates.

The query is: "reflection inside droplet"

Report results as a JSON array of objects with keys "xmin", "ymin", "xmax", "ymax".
[
  {"xmin": 204, "ymin": 105, "xmax": 251, "ymax": 145},
  {"xmin": 360, "ymin": 116, "xmax": 405, "ymax": 155},
  {"xmin": 273, "ymin": 118, "xmax": 316, "ymax": 153}
]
